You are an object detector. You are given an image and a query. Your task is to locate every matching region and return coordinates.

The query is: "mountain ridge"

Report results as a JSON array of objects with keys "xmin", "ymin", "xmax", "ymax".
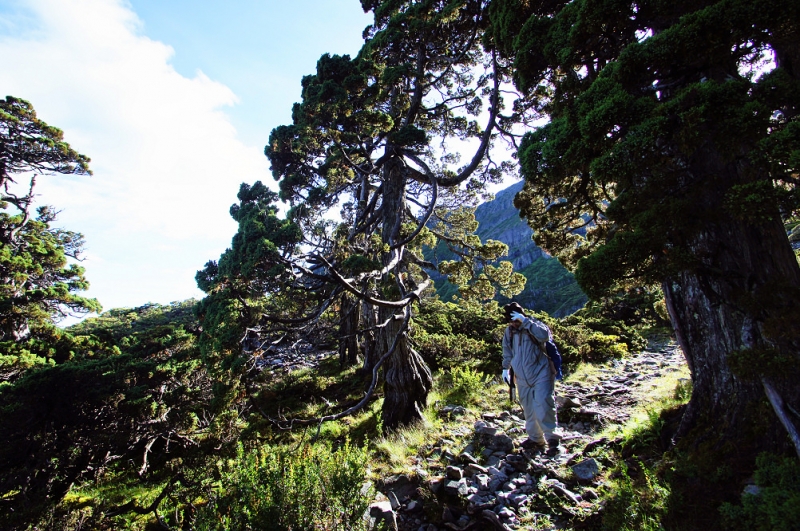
[{"xmin": 431, "ymin": 180, "xmax": 587, "ymax": 316}]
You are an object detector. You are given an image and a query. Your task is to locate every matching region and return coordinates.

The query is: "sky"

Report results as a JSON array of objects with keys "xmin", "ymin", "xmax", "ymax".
[{"xmin": 0, "ymin": 0, "xmax": 373, "ymax": 316}]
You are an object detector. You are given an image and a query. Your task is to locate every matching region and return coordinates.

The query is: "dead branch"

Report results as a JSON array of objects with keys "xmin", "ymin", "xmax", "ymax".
[{"xmin": 762, "ymin": 377, "xmax": 800, "ymax": 459}]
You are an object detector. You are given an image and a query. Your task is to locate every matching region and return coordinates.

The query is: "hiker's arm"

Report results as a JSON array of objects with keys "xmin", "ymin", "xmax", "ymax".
[{"xmin": 520, "ymin": 316, "xmax": 550, "ymax": 343}]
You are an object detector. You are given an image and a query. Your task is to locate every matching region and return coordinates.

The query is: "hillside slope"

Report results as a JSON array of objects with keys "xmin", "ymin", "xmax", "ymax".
[{"xmin": 429, "ymin": 181, "xmax": 587, "ymax": 316}]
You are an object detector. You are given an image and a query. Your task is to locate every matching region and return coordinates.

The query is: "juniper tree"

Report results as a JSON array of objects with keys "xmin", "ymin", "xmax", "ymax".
[
  {"xmin": 488, "ymin": 0, "xmax": 800, "ymax": 454},
  {"xmin": 0, "ymin": 96, "xmax": 99, "ymax": 344},
  {"xmin": 255, "ymin": 0, "xmax": 528, "ymax": 429}
]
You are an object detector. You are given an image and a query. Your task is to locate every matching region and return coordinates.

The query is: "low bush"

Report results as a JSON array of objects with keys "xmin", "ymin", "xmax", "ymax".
[
  {"xmin": 442, "ymin": 365, "xmax": 488, "ymax": 406},
  {"xmin": 196, "ymin": 440, "xmax": 372, "ymax": 531},
  {"xmin": 719, "ymin": 453, "xmax": 800, "ymax": 531},
  {"xmin": 602, "ymin": 461, "xmax": 670, "ymax": 531}
]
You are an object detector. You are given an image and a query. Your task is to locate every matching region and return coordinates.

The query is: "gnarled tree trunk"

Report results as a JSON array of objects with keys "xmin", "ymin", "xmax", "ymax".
[
  {"xmin": 379, "ymin": 155, "xmax": 432, "ymax": 430},
  {"xmin": 663, "ymin": 162, "xmax": 800, "ymax": 452},
  {"xmin": 380, "ymin": 309, "xmax": 432, "ymax": 429}
]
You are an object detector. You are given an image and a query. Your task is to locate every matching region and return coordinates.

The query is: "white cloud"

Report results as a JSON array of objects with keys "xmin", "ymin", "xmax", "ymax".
[{"xmin": 0, "ymin": 0, "xmax": 271, "ymax": 310}]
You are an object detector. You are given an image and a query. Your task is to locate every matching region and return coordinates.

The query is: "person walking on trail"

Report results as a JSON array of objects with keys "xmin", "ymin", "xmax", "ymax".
[{"xmin": 501, "ymin": 302, "xmax": 561, "ymax": 455}]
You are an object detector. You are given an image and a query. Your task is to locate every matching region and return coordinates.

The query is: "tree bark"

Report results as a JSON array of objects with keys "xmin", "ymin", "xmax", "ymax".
[
  {"xmin": 338, "ymin": 294, "xmax": 360, "ymax": 367},
  {"xmin": 380, "ymin": 309, "xmax": 432, "ymax": 430},
  {"xmin": 378, "ymin": 155, "xmax": 432, "ymax": 430},
  {"xmin": 663, "ymin": 187, "xmax": 800, "ymax": 452},
  {"xmin": 361, "ymin": 300, "xmax": 378, "ymax": 375}
]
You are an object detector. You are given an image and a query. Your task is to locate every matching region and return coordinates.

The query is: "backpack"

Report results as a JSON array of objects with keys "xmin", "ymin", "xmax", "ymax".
[{"xmin": 542, "ymin": 339, "xmax": 564, "ymax": 381}]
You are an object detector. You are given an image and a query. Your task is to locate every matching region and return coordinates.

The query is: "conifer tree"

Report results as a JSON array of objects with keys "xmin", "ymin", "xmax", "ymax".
[
  {"xmin": 256, "ymin": 0, "xmax": 527, "ymax": 429},
  {"xmin": 488, "ymin": 0, "xmax": 800, "ymax": 453},
  {"xmin": 0, "ymin": 96, "xmax": 99, "ymax": 344}
]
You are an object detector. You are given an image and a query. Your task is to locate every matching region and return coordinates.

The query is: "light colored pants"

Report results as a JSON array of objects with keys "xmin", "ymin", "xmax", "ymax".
[{"xmin": 517, "ymin": 375, "xmax": 557, "ymax": 444}]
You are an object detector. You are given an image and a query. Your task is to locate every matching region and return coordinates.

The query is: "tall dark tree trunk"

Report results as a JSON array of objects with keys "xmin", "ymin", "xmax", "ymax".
[
  {"xmin": 338, "ymin": 294, "xmax": 360, "ymax": 367},
  {"xmin": 663, "ymin": 158, "xmax": 800, "ymax": 452},
  {"xmin": 380, "ymin": 309, "xmax": 433, "ymax": 429},
  {"xmin": 361, "ymin": 300, "xmax": 378, "ymax": 375},
  {"xmin": 379, "ymin": 155, "xmax": 432, "ymax": 430}
]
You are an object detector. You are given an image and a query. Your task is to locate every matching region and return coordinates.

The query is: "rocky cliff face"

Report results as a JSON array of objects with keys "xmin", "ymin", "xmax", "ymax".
[
  {"xmin": 473, "ymin": 181, "xmax": 545, "ymax": 270},
  {"xmin": 429, "ymin": 181, "xmax": 587, "ymax": 317}
]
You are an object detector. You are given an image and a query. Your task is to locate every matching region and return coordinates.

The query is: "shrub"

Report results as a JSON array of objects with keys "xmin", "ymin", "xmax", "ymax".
[
  {"xmin": 442, "ymin": 365, "xmax": 488, "ymax": 406},
  {"xmin": 412, "ymin": 330, "xmax": 496, "ymax": 370},
  {"xmin": 602, "ymin": 461, "xmax": 669, "ymax": 531},
  {"xmin": 584, "ymin": 332, "xmax": 629, "ymax": 359},
  {"xmin": 719, "ymin": 453, "xmax": 800, "ymax": 531},
  {"xmin": 196, "ymin": 440, "xmax": 372, "ymax": 531}
]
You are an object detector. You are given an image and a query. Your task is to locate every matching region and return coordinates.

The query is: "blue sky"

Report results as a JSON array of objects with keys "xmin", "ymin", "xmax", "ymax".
[{"xmin": 0, "ymin": 0, "xmax": 372, "ymax": 315}]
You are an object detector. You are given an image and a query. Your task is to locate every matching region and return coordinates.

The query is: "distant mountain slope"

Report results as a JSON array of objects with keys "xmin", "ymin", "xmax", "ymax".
[{"xmin": 428, "ymin": 181, "xmax": 587, "ymax": 317}]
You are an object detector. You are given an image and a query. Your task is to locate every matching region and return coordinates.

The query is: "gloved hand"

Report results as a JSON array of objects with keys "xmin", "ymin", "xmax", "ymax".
[
  {"xmin": 510, "ymin": 311, "xmax": 525, "ymax": 322},
  {"xmin": 502, "ymin": 369, "xmax": 510, "ymax": 385}
]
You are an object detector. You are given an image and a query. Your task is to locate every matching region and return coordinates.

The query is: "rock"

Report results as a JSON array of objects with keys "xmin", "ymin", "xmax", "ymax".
[
  {"xmin": 473, "ymin": 473, "xmax": 491, "ymax": 490},
  {"xmin": 488, "ymin": 433, "xmax": 514, "ymax": 453},
  {"xmin": 466, "ymin": 462, "xmax": 488, "ymax": 475},
  {"xmin": 505, "ymin": 454, "xmax": 527, "ymax": 471},
  {"xmin": 496, "ymin": 505, "xmax": 515, "ymax": 519},
  {"xmin": 556, "ymin": 396, "xmax": 582, "ymax": 408},
  {"xmin": 442, "ymin": 506, "xmax": 458, "ymax": 523},
  {"xmin": 407, "ymin": 500, "xmax": 422, "ymax": 512},
  {"xmin": 388, "ymin": 491, "xmax": 401, "ymax": 510},
  {"xmin": 581, "ymin": 487, "xmax": 599, "ymax": 500},
  {"xmin": 571, "ymin": 458, "xmax": 601, "ymax": 482},
  {"xmin": 477, "ymin": 424, "xmax": 499, "ymax": 436},
  {"xmin": 381, "ymin": 474, "xmax": 417, "ymax": 500},
  {"xmin": 549, "ymin": 483, "xmax": 581, "ymax": 505},
  {"xmin": 369, "ymin": 501, "xmax": 398, "ymax": 531},
  {"xmin": 506, "ymin": 491, "xmax": 529, "ymax": 509},
  {"xmin": 439, "ymin": 405, "xmax": 467, "ymax": 418},
  {"xmin": 485, "ymin": 455, "xmax": 502, "ymax": 468},
  {"xmin": 582, "ymin": 438, "xmax": 608, "ymax": 455},
  {"xmin": 444, "ymin": 480, "xmax": 462, "ymax": 496},
  {"xmin": 486, "ymin": 466, "xmax": 508, "ymax": 480},
  {"xmin": 446, "ymin": 465, "xmax": 463, "ymax": 480},
  {"xmin": 428, "ymin": 477, "xmax": 444, "ymax": 494},
  {"xmin": 480, "ymin": 509, "xmax": 508, "ymax": 530},
  {"xmin": 459, "ymin": 452, "xmax": 479, "ymax": 465}
]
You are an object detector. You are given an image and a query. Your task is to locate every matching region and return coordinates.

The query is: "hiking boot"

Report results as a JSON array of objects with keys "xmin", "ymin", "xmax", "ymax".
[
  {"xmin": 520, "ymin": 439, "xmax": 546, "ymax": 451},
  {"xmin": 545, "ymin": 438, "xmax": 561, "ymax": 457}
]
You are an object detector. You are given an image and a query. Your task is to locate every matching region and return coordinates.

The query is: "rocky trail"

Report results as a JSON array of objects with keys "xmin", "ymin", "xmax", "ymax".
[{"xmin": 369, "ymin": 340, "xmax": 689, "ymax": 531}]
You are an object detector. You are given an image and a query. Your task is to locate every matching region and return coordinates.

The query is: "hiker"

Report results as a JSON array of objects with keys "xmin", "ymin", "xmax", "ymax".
[{"xmin": 501, "ymin": 302, "xmax": 561, "ymax": 455}]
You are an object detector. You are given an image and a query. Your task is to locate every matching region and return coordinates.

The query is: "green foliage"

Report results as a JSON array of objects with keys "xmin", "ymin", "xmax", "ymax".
[
  {"xmin": 546, "ymin": 311, "xmax": 646, "ymax": 366},
  {"xmin": 195, "ymin": 440, "xmax": 372, "ymax": 531},
  {"xmin": 442, "ymin": 365, "xmax": 488, "ymax": 406},
  {"xmin": 0, "ymin": 95, "xmax": 91, "ymax": 178},
  {"xmin": 431, "ymin": 206, "xmax": 527, "ymax": 303},
  {"xmin": 412, "ymin": 296, "xmax": 645, "ymax": 377},
  {"xmin": 0, "ymin": 336, "xmax": 221, "ymax": 528},
  {"xmin": 727, "ymin": 347, "xmax": 798, "ymax": 380},
  {"xmin": 508, "ymin": 256, "xmax": 586, "ymax": 316},
  {"xmin": 195, "ymin": 182, "xmax": 302, "ymax": 364},
  {"xmin": 488, "ymin": 0, "xmax": 800, "ymax": 300},
  {"xmin": 720, "ymin": 453, "xmax": 800, "ymax": 531},
  {"xmin": 602, "ymin": 461, "xmax": 670, "ymax": 531},
  {"xmin": 0, "ymin": 208, "xmax": 100, "ymax": 339},
  {"xmin": 0, "ymin": 96, "xmax": 99, "ymax": 375},
  {"xmin": 412, "ymin": 298, "xmax": 504, "ymax": 371},
  {"xmin": 581, "ymin": 286, "xmax": 670, "ymax": 327}
]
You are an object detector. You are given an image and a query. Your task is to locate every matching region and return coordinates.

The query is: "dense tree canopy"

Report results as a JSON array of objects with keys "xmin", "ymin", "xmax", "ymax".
[
  {"xmin": 197, "ymin": 0, "xmax": 531, "ymax": 430},
  {"xmin": 488, "ymin": 0, "xmax": 800, "ymax": 454},
  {"xmin": 0, "ymin": 97, "xmax": 99, "ymax": 349}
]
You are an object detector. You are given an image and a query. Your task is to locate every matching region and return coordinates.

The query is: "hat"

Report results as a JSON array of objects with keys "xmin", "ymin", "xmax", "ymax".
[{"xmin": 503, "ymin": 302, "xmax": 526, "ymax": 323}]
